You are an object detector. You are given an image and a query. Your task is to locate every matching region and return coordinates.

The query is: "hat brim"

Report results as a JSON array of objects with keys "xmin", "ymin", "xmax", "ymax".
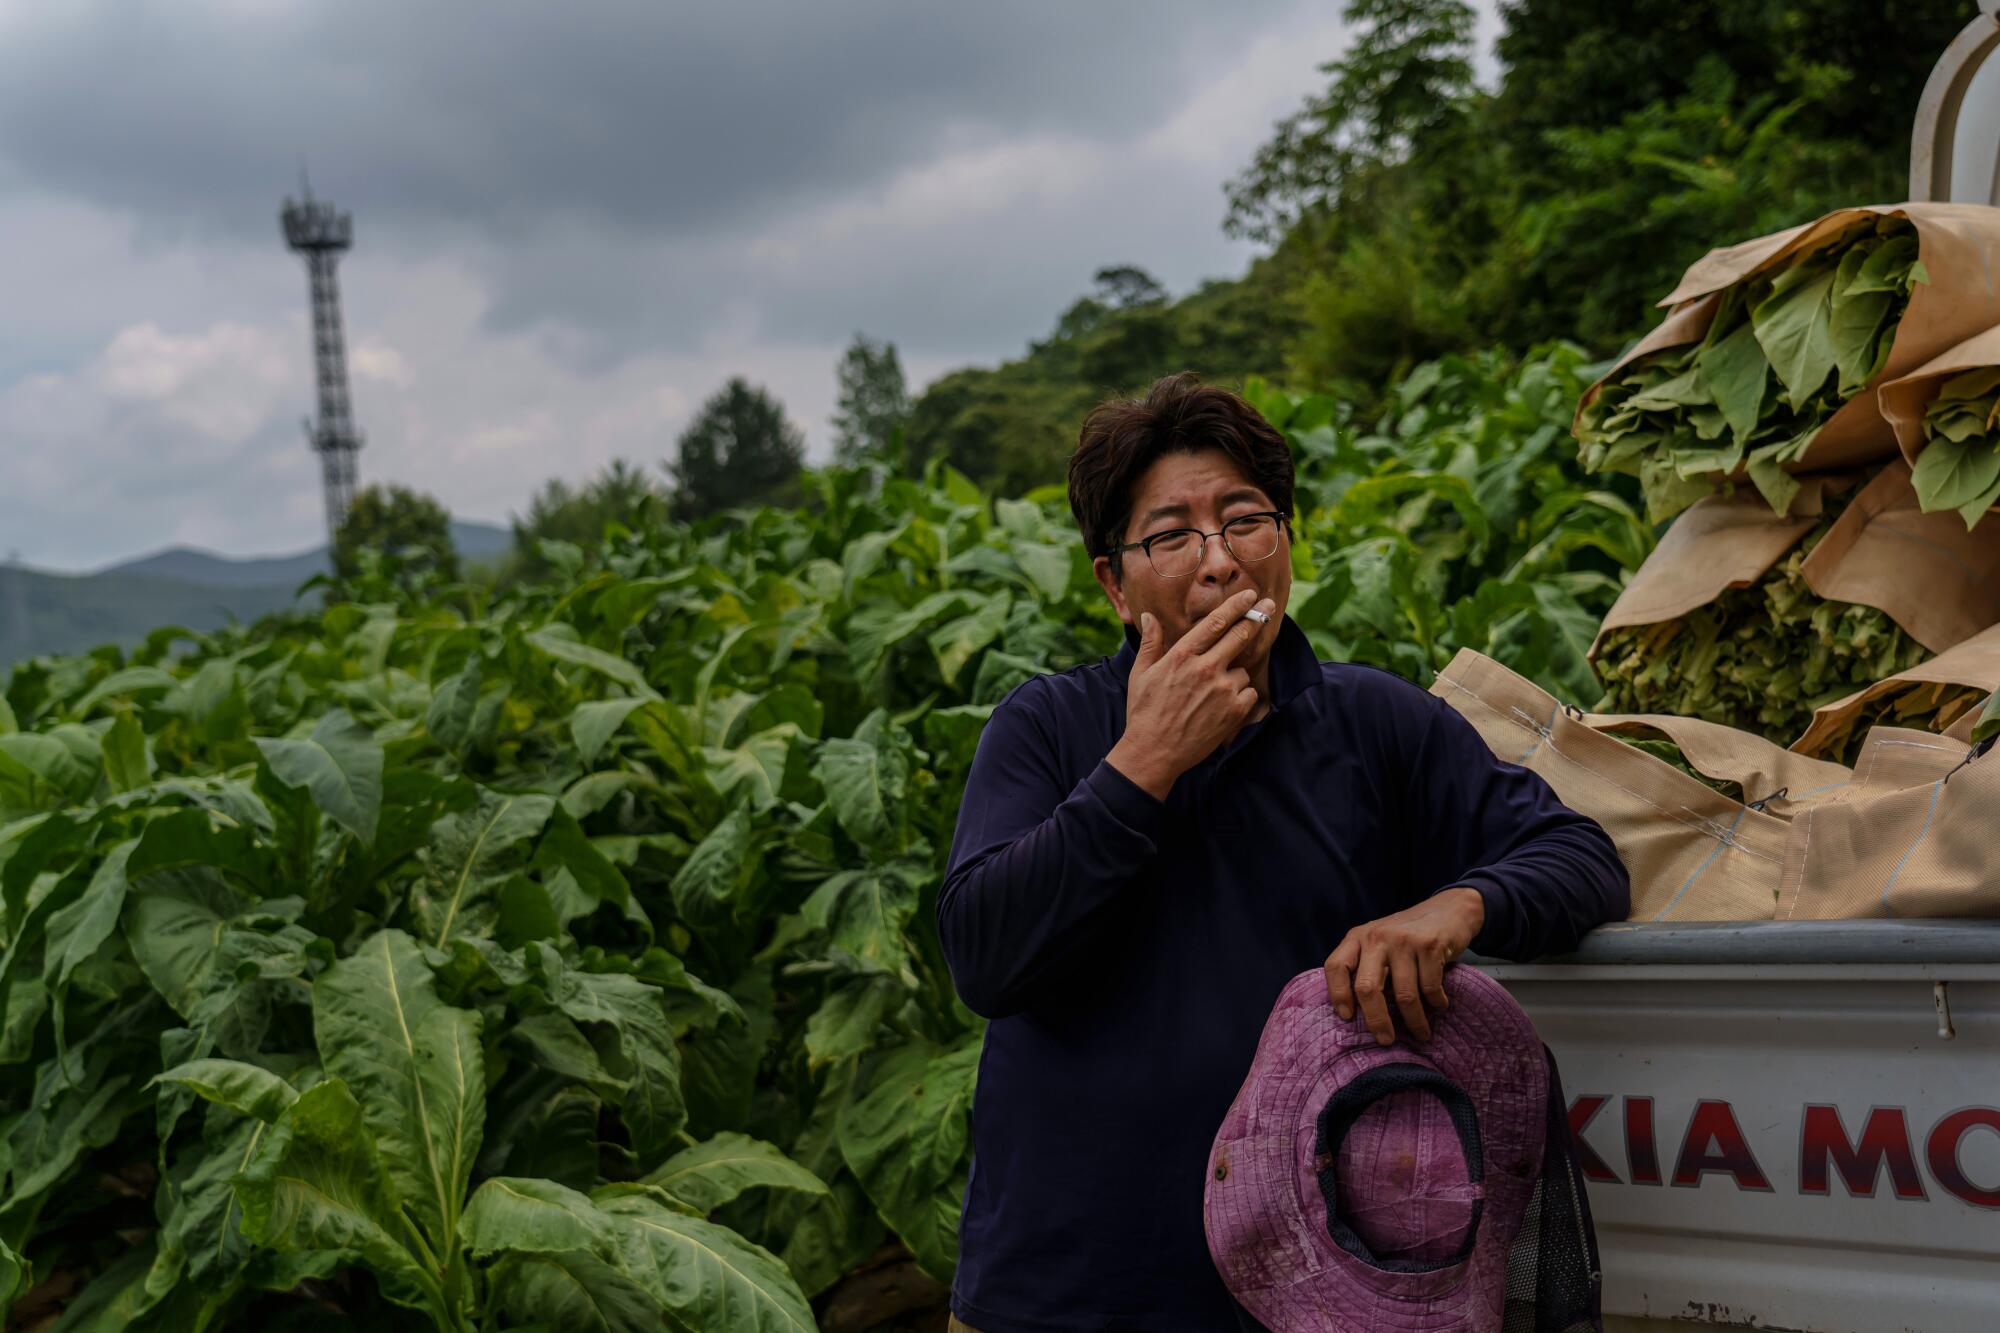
[{"xmin": 1204, "ymin": 965, "xmax": 1547, "ymax": 1332}]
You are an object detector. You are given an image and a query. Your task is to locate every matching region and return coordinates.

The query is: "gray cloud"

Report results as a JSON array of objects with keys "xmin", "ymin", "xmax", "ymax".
[
  {"xmin": 0, "ymin": 1, "xmax": 1247, "ymax": 241},
  {"xmin": 0, "ymin": 0, "xmax": 1363, "ymax": 570}
]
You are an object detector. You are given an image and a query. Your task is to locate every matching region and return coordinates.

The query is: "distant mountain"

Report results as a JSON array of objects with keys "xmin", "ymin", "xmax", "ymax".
[
  {"xmin": 93, "ymin": 520, "xmax": 513, "ymax": 587},
  {"xmin": 0, "ymin": 565, "xmax": 309, "ymax": 665},
  {"xmin": 4, "ymin": 519, "xmax": 514, "ymax": 669}
]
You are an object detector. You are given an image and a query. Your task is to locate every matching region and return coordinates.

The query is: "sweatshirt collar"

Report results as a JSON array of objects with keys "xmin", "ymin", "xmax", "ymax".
[{"xmin": 1109, "ymin": 612, "xmax": 1320, "ymax": 711}]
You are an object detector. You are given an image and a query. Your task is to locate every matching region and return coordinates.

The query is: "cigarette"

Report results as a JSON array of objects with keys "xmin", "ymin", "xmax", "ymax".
[{"xmin": 1244, "ymin": 608, "xmax": 1270, "ymax": 625}]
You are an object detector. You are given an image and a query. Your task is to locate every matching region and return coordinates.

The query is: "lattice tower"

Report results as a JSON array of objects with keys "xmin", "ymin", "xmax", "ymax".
[{"xmin": 281, "ymin": 186, "xmax": 364, "ymax": 541}]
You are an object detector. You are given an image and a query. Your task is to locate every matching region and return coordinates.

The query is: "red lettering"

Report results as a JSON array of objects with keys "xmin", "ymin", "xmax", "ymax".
[
  {"xmin": 1672, "ymin": 1100, "xmax": 1772, "ymax": 1192},
  {"xmin": 1799, "ymin": 1106, "xmax": 1924, "ymax": 1200},
  {"xmin": 1926, "ymin": 1108, "xmax": 2000, "ymax": 1209},
  {"xmin": 1567, "ymin": 1094, "xmax": 1619, "ymax": 1184},
  {"xmin": 1624, "ymin": 1097, "xmax": 1661, "ymax": 1186}
]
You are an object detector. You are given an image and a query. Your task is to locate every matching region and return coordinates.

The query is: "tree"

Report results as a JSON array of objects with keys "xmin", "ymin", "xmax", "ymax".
[
  {"xmin": 332, "ymin": 484, "xmax": 459, "ymax": 584},
  {"xmin": 1223, "ymin": 0, "xmax": 1476, "ymax": 245},
  {"xmin": 668, "ymin": 378, "xmax": 806, "ymax": 520},
  {"xmin": 1091, "ymin": 265, "xmax": 1168, "ymax": 310},
  {"xmin": 830, "ymin": 334, "xmax": 911, "ymax": 467},
  {"xmin": 506, "ymin": 459, "xmax": 666, "ymax": 582}
]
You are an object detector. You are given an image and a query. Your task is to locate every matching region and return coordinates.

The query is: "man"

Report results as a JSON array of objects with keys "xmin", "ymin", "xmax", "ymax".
[{"xmin": 934, "ymin": 372, "xmax": 1629, "ymax": 1333}]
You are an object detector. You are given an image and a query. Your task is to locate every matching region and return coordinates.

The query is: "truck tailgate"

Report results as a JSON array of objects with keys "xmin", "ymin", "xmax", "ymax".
[{"xmin": 1476, "ymin": 920, "xmax": 2000, "ymax": 1333}]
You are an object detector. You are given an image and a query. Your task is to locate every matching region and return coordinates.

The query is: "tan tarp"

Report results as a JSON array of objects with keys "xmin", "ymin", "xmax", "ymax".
[
  {"xmin": 1592, "ymin": 461, "xmax": 2000, "ymax": 656},
  {"xmin": 1795, "ymin": 460, "xmax": 2000, "ymax": 653},
  {"xmin": 1776, "ymin": 726, "xmax": 2000, "ymax": 920},
  {"xmin": 1586, "ymin": 713, "xmax": 1851, "ymax": 819},
  {"xmin": 1791, "ymin": 620, "xmax": 2000, "ymax": 757},
  {"xmin": 1592, "ymin": 484, "xmax": 1824, "ymax": 646},
  {"xmin": 1878, "ymin": 321, "xmax": 2000, "ymax": 468},
  {"xmin": 1430, "ymin": 649, "xmax": 1814, "ymax": 922},
  {"xmin": 1574, "ymin": 202, "xmax": 2000, "ymax": 485}
]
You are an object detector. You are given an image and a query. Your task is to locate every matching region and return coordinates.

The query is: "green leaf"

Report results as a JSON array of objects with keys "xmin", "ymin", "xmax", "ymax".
[
  {"xmin": 425, "ymin": 652, "xmax": 484, "ymax": 754},
  {"xmin": 102, "ymin": 709, "xmax": 153, "ymax": 794},
  {"xmin": 800, "ymin": 867, "xmax": 918, "ymax": 973},
  {"xmin": 152, "ymin": 1058, "xmax": 300, "ymax": 1123},
  {"xmin": 487, "ymin": 1249, "xmax": 659, "ymax": 1333},
  {"xmin": 43, "ymin": 840, "xmax": 134, "ymax": 995},
  {"xmin": 837, "ymin": 1039, "xmax": 979, "ymax": 1278},
  {"xmin": 527, "ymin": 626, "xmax": 660, "ymax": 699},
  {"xmin": 463, "ymin": 1176, "xmax": 615, "ymax": 1259},
  {"xmin": 313, "ymin": 929, "xmax": 485, "ymax": 1260},
  {"xmin": 1911, "ymin": 437, "xmax": 2000, "ymax": 514},
  {"xmin": 236, "ymin": 1079, "xmax": 433, "ymax": 1310},
  {"xmin": 572, "ymin": 698, "xmax": 647, "ymax": 765},
  {"xmin": 531, "ymin": 949, "xmax": 689, "ymax": 1167},
  {"xmin": 1693, "ymin": 321, "xmax": 1767, "ymax": 444},
  {"xmin": 670, "ymin": 807, "xmax": 756, "ymax": 925},
  {"xmin": 810, "ymin": 719, "xmax": 910, "ymax": 858},
  {"xmin": 592, "ymin": 1189, "xmax": 818, "ymax": 1333},
  {"xmin": 1972, "ymin": 692, "xmax": 2000, "ymax": 744},
  {"xmin": 640, "ymin": 1132, "xmax": 830, "ymax": 1215},
  {"xmin": 1751, "ymin": 263, "xmax": 1838, "ymax": 410},
  {"xmin": 417, "ymin": 788, "xmax": 556, "ymax": 948},
  {"xmin": 929, "ymin": 593, "xmax": 1013, "ymax": 685},
  {"xmin": 253, "ymin": 710, "xmax": 384, "ymax": 845},
  {"xmin": 0, "ymin": 1234, "xmax": 29, "ymax": 1318},
  {"xmin": 1828, "ymin": 286, "xmax": 1894, "ymax": 395},
  {"xmin": 533, "ymin": 805, "xmax": 633, "ymax": 913}
]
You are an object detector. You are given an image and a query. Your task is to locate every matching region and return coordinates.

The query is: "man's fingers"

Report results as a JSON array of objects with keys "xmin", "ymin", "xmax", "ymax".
[
  {"xmin": 1352, "ymin": 940, "xmax": 1393, "ymax": 1046},
  {"xmin": 1389, "ymin": 948, "xmax": 1430, "ymax": 1044},
  {"xmin": 1175, "ymin": 589, "xmax": 1261, "ymax": 659},
  {"xmin": 1199, "ymin": 596, "xmax": 1277, "ymax": 666},
  {"xmin": 1418, "ymin": 943, "xmax": 1450, "ymax": 1019},
  {"xmin": 1323, "ymin": 937, "xmax": 1360, "ymax": 1019}
]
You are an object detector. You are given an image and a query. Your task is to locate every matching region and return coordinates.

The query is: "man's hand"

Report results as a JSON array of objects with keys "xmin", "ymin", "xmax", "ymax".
[
  {"xmin": 1106, "ymin": 589, "xmax": 1274, "ymax": 800},
  {"xmin": 1323, "ymin": 888, "xmax": 1486, "ymax": 1046}
]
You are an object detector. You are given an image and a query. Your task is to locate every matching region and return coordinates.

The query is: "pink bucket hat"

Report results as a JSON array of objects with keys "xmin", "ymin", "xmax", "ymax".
[{"xmin": 1205, "ymin": 965, "xmax": 1549, "ymax": 1331}]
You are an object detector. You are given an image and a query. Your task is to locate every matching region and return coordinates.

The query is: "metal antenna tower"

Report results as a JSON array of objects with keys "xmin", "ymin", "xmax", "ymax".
[{"xmin": 281, "ymin": 180, "xmax": 364, "ymax": 541}]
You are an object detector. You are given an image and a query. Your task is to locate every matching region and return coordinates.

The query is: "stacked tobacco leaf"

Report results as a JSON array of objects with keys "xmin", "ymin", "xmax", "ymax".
[
  {"xmin": 1593, "ymin": 497, "xmax": 1931, "ymax": 747},
  {"xmin": 1911, "ymin": 365, "xmax": 2000, "ymax": 527},
  {"xmin": 1578, "ymin": 215, "xmax": 1928, "ymax": 522},
  {"xmin": 1804, "ymin": 679, "xmax": 1987, "ymax": 766}
]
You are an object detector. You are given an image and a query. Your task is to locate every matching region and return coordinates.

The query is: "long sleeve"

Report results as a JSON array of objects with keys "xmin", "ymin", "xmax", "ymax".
[
  {"xmin": 935, "ymin": 683, "xmax": 1166, "ymax": 1018},
  {"xmin": 1400, "ymin": 690, "xmax": 1630, "ymax": 961}
]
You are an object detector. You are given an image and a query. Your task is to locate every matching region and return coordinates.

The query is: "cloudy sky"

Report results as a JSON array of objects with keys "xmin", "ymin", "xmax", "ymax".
[{"xmin": 0, "ymin": 1, "xmax": 1498, "ymax": 572}]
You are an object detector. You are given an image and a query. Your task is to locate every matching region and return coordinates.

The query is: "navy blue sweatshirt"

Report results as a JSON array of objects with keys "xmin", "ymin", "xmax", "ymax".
[{"xmin": 935, "ymin": 615, "xmax": 1629, "ymax": 1333}]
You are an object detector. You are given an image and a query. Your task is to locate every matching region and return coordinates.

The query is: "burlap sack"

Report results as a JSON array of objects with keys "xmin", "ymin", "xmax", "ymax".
[
  {"xmin": 1776, "ymin": 726, "xmax": 1999, "ymax": 920},
  {"xmin": 1878, "ymin": 321, "xmax": 2000, "ymax": 468},
  {"xmin": 1593, "ymin": 461, "xmax": 2000, "ymax": 655},
  {"xmin": 1575, "ymin": 202, "xmax": 2000, "ymax": 486},
  {"xmin": 1791, "ymin": 620, "xmax": 2000, "ymax": 757},
  {"xmin": 1430, "ymin": 649, "xmax": 1813, "ymax": 922}
]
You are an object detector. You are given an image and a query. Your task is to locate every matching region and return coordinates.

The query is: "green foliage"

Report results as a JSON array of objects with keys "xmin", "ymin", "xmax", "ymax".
[
  {"xmin": 1232, "ymin": 0, "xmax": 1965, "ymax": 392},
  {"xmin": 830, "ymin": 335, "xmax": 912, "ymax": 469},
  {"xmin": 669, "ymin": 379, "xmax": 808, "ymax": 522},
  {"xmin": 334, "ymin": 485, "xmax": 462, "ymax": 588},
  {"xmin": 1913, "ymin": 367, "xmax": 2000, "ymax": 526},
  {"xmin": 1576, "ymin": 215, "xmax": 1926, "ymax": 520},
  {"xmin": 903, "ymin": 256, "xmax": 1306, "ymax": 493},
  {"xmin": 0, "ymin": 341, "xmax": 1641, "ymax": 1328},
  {"xmin": 1250, "ymin": 342, "xmax": 1652, "ymax": 703}
]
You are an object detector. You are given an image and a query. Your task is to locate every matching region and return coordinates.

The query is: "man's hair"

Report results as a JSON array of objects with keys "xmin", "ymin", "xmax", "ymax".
[{"xmin": 1066, "ymin": 371, "xmax": 1295, "ymax": 576}]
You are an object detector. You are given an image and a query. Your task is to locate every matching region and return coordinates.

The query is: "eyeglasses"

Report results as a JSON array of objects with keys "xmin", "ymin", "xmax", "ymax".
[{"xmin": 1104, "ymin": 511, "xmax": 1288, "ymax": 579}]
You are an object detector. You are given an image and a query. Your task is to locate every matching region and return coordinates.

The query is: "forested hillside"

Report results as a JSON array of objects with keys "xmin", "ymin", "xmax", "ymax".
[{"xmin": 896, "ymin": 0, "xmax": 1967, "ymax": 493}]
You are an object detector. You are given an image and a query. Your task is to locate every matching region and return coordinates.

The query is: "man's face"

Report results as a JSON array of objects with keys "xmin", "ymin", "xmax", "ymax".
[{"xmin": 1090, "ymin": 448, "xmax": 1293, "ymax": 666}]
